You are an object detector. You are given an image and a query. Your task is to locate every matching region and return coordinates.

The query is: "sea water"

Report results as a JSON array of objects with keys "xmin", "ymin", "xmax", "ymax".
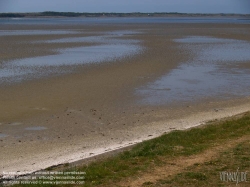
[
  {"xmin": 137, "ymin": 36, "xmax": 250, "ymax": 105},
  {"xmin": 0, "ymin": 30, "xmax": 142, "ymax": 84}
]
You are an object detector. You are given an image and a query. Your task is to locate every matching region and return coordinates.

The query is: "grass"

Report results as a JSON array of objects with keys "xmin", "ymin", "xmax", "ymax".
[
  {"xmin": 5, "ymin": 112, "xmax": 250, "ymax": 186},
  {"xmin": 153, "ymin": 141, "xmax": 250, "ymax": 187}
]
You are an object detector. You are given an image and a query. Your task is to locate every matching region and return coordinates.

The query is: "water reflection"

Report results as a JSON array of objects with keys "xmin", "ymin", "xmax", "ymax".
[
  {"xmin": 0, "ymin": 30, "xmax": 80, "ymax": 36},
  {"xmin": 137, "ymin": 36, "xmax": 250, "ymax": 105},
  {"xmin": 11, "ymin": 44, "xmax": 140, "ymax": 67},
  {"xmin": 39, "ymin": 36, "xmax": 139, "ymax": 44},
  {"xmin": 0, "ymin": 31, "xmax": 142, "ymax": 84}
]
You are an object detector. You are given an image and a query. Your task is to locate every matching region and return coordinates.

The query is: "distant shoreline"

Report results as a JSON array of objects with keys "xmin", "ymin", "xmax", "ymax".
[{"xmin": 0, "ymin": 11, "xmax": 250, "ymax": 18}]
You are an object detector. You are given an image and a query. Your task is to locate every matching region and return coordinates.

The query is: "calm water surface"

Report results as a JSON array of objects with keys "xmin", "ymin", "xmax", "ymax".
[
  {"xmin": 0, "ymin": 17, "xmax": 250, "ymax": 25},
  {"xmin": 137, "ymin": 36, "xmax": 250, "ymax": 105},
  {"xmin": 0, "ymin": 30, "xmax": 142, "ymax": 84}
]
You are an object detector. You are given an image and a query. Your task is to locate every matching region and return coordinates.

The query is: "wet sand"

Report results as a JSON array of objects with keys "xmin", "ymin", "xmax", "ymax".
[{"xmin": 0, "ymin": 23, "xmax": 250, "ymax": 174}]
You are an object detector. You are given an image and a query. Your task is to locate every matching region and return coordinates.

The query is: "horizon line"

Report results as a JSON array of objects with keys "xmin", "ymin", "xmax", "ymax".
[{"xmin": 1, "ymin": 11, "xmax": 250, "ymax": 15}]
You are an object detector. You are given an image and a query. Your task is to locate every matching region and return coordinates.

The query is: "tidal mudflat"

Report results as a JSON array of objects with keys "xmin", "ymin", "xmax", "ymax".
[
  {"xmin": 137, "ymin": 36, "xmax": 250, "ymax": 105},
  {"xmin": 0, "ymin": 31, "xmax": 142, "ymax": 84},
  {"xmin": 0, "ymin": 21, "xmax": 250, "ymax": 175}
]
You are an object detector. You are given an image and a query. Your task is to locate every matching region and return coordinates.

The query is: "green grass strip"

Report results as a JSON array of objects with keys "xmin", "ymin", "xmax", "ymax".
[{"xmin": 9, "ymin": 112, "xmax": 250, "ymax": 187}]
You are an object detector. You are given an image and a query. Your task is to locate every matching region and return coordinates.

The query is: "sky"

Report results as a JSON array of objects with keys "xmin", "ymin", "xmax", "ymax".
[{"xmin": 0, "ymin": 0, "xmax": 250, "ymax": 14}]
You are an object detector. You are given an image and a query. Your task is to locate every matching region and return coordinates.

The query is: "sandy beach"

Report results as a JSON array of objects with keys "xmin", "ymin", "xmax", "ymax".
[{"xmin": 0, "ymin": 21, "xmax": 250, "ymax": 175}]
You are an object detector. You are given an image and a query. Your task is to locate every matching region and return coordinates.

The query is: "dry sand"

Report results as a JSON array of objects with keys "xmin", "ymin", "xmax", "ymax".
[{"xmin": 0, "ymin": 23, "xmax": 250, "ymax": 175}]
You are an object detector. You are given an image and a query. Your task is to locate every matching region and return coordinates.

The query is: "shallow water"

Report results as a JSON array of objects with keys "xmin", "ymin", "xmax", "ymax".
[
  {"xmin": 0, "ymin": 17, "xmax": 250, "ymax": 25},
  {"xmin": 11, "ymin": 44, "xmax": 140, "ymax": 67},
  {"xmin": 137, "ymin": 36, "xmax": 250, "ymax": 105},
  {"xmin": 0, "ymin": 30, "xmax": 80, "ymax": 36},
  {"xmin": 174, "ymin": 36, "xmax": 236, "ymax": 44},
  {"xmin": 0, "ymin": 31, "xmax": 142, "ymax": 84},
  {"xmin": 39, "ymin": 35, "xmax": 139, "ymax": 44},
  {"xmin": 0, "ymin": 133, "xmax": 8, "ymax": 138}
]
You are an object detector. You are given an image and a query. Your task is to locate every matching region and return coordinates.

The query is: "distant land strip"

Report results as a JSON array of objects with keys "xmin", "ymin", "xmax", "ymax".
[{"xmin": 0, "ymin": 11, "xmax": 250, "ymax": 18}]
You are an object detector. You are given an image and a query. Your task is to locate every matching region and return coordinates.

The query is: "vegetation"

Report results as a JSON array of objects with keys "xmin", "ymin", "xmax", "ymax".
[
  {"xmin": 0, "ymin": 13, "xmax": 25, "ymax": 18},
  {"xmin": 2, "ymin": 112, "xmax": 250, "ymax": 186},
  {"xmin": 0, "ymin": 12, "xmax": 249, "ymax": 18},
  {"xmin": 153, "ymin": 141, "xmax": 250, "ymax": 186}
]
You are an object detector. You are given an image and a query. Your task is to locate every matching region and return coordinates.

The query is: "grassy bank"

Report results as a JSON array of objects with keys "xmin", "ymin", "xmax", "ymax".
[
  {"xmin": 5, "ymin": 112, "xmax": 250, "ymax": 186},
  {"xmin": 153, "ymin": 140, "xmax": 250, "ymax": 186}
]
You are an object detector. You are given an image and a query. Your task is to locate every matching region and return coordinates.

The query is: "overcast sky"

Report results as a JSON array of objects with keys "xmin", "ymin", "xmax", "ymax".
[{"xmin": 0, "ymin": 0, "xmax": 250, "ymax": 14}]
